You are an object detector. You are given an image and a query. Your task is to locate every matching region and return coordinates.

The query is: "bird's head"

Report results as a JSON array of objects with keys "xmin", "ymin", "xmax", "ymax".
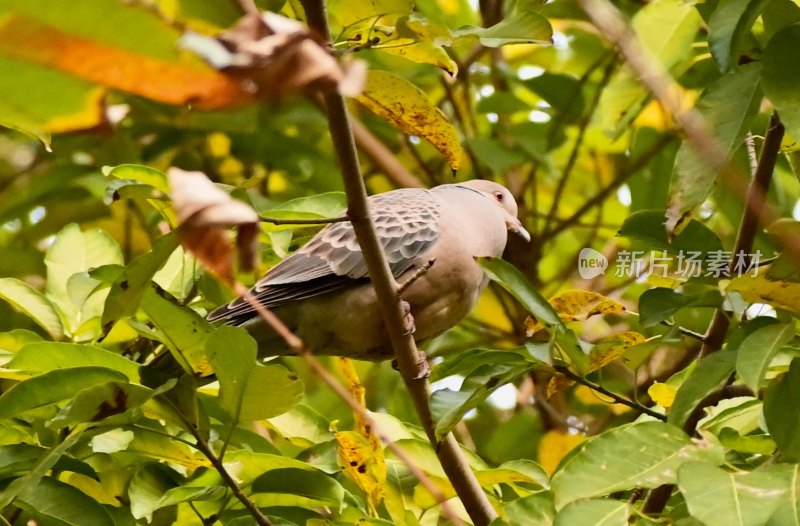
[{"xmin": 457, "ymin": 180, "xmax": 531, "ymax": 243}]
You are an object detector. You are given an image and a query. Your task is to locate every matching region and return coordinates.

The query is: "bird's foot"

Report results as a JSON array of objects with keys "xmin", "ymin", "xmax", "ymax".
[
  {"xmin": 390, "ymin": 351, "xmax": 430, "ymax": 380},
  {"xmin": 401, "ymin": 300, "xmax": 416, "ymax": 335}
]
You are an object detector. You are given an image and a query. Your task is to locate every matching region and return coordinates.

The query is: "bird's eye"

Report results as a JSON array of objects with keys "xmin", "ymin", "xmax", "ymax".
[{"xmin": 493, "ymin": 191, "xmax": 504, "ymax": 202}]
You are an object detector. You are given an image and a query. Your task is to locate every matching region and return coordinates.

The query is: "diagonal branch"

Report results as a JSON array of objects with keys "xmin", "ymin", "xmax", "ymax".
[{"xmin": 299, "ymin": 1, "xmax": 498, "ymax": 524}]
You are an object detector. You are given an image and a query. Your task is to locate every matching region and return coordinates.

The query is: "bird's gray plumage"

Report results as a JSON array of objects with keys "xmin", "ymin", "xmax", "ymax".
[{"xmin": 208, "ymin": 180, "xmax": 529, "ymax": 360}]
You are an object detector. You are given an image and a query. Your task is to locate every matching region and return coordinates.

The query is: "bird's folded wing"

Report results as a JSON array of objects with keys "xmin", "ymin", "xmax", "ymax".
[{"xmin": 207, "ymin": 189, "xmax": 441, "ymax": 323}]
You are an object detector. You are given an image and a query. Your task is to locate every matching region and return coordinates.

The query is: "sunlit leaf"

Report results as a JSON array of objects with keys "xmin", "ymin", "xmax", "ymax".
[
  {"xmin": 0, "ymin": 278, "xmax": 63, "ymax": 339},
  {"xmin": 357, "ymin": 69, "xmax": 463, "ymax": 170},
  {"xmin": 736, "ymin": 321, "xmax": 794, "ymax": 392},
  {"xmin": 554, "ymin": 499, "xmax": 628, "ymax": 526}
]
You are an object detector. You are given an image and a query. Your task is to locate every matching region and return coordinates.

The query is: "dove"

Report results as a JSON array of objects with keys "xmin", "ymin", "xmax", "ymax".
[{"xmin": 207, "ymin": 179, "xmax": 530, "ymax": 360}]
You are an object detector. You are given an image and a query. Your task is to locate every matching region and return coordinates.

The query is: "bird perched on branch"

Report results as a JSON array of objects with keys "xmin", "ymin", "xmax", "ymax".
[{"xmin": 208, "ymin": 179, "xmax": 530, "ymax": 361}]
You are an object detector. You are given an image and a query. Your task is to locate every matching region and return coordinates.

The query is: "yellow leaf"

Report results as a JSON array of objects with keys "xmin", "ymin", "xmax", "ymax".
[
  {"xmin": 588, "ymin": 331, "xmax": 646, "ymax": 370},
  {"xmin": 727, "ymin": 274, "xmax": 800, "ymax": 316},
  {"xmin": 336, "ymin": 358, "xmax": 386, "ymax": 509},
  {"xmin": 546, "ymin": 375, "xmax": 574, "ymax": 399},
  {"xmin": 573, "ymin": 385, "xmax": 631, "ymax": 415},
  {"xmin": 528, "ymin": 290, "xmax": 626, "ymax": 333},
  {"xmin": 377, "ymin": 40, "xmax": 458, "ymax": 75},
  {"xmin": 335, "ymin": 430, "xmax": 386, "ymax": 508},
  {"xmin": 648, "ymin": 382, "xmax": 677, "ymax": 409},
  {"xmin": 538, "ymin": 430, "xmax": 585, "ymax": 475},
  {"xmin": 357, "ymin": 70, "xmax": 463, "ymax": 170}
]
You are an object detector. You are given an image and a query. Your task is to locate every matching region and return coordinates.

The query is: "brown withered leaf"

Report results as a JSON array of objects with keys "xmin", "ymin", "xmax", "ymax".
[
  {"xmin": 168, "ymin": 168, "xmax": 259, "ymax": 284},
  {"xmin": 181, "ymin": 12, "xmax": 366, "ymax": 98}
]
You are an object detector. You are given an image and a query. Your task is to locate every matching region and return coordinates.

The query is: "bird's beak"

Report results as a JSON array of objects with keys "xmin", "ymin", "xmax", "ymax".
[{"xmin": 506, "ymin": 216, "xmax": 531, "ymax": 243}]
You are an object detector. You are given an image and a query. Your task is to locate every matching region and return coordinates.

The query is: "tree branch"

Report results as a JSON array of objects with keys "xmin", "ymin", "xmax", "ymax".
[
  {"xmin": 299, "ymin": 1, "xmax": 498, "ymax": 523},
  {"xmin": 700, "ymin": 112, "xmax": 784, "ymax": 356},
  {"xmin": 554, "ymin": 365, "xmax": 666, "ymax": 421}
]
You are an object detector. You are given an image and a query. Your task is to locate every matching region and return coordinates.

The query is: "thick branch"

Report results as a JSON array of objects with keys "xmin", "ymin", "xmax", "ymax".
[
  {"xmin": 700, "ymin": 112, "xmax": 784, "ymax": 355},
  {"xmin": 299, "ymin": 1, "xmax": 498, "ymax": 523}
]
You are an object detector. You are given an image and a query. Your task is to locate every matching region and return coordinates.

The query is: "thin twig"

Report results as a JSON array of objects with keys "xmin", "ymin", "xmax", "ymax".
[
  {"xmin": 397, "ymin": 258, "xmax": 436, "ymax": 296},
  {"xmin": 189, "ymin": 428, "xmax": 272, "ymax": 526},
  {"xmin": 659, "ymin": 320, "xmax": 707, "ymax": 342},
  {"xmin": 554, "ymin": 365, "xmax": 666, "ymax": 421},
  {"xmin": 259, "ymin": 215, "xmax": 350, "ymax": 225}
]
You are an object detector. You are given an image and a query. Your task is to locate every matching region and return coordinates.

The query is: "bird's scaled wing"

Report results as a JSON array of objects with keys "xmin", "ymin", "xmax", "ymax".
[{"xmin": 207, "ymin": 189, "xmax": 440, "ymax": 323}]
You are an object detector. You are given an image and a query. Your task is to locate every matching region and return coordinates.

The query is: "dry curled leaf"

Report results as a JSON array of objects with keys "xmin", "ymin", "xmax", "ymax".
[
  {"xmin": 168, "ymin": 167, "xmax": 259, "ymax": 284},
  {"xmin": 182, "ymin": 12, "xmax": 366, "ymax": 98}
]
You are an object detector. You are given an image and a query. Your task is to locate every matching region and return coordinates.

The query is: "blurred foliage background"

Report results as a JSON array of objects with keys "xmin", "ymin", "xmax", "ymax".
[{"xmin": 1, "ymin": 0, "xmax": 800, "ymax": 524}]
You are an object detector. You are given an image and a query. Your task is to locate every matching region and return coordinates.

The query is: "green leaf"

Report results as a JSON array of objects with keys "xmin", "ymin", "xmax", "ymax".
[
  {"xmin": 506, "ymin": 493, "xmax": 556, "ymax": 526},
  {"xmin": 0, "ymin": 277, "xmax": 63, "ymax": 339},
  {"xmin": 357, "ymin": 69, "xmax": 463, "ymax": 171},
  {"xmin": 0, "ymin": 444, "xmax": 97, "ymax": 480},
  {"xmin": 45, "ymin": 223, "xmax": 123, "ymax": 335},
  {"xmin": 103, "ymin": 164, "xmax": 170, "ymax": 193},
  {"xmin": 154, "ymin": 485, "xmax": 226, "ymax": 509},
  {"xmin": 678, "ymin": 462, "xmax": 790, "ymax": 526},
  {"xmin": 252, "ymin": 468, "xmax": 345, "ymax": 509},
  {"xmin": 763, "ymin": 24, "xmax": 800, "ymax": 144},
  {"xmin": 638, "ymin": 288, "xmax": 721, "ymax": 327},
  {"xmin": 141, "ymin": 284, "xmax": 214, "ymax": 376},
  {"xmin": 595, "ymin": 0, "xmax": 701, "ymax": 137},
  {"xmin": 554, "ymin": 499, "xmax": 628, "ymax": 526},
  {"xmin": 103, "ymin": 230, "xmax": 181, "ymax": 326},
  {"xmin": 17, "ymin": 476, "xmax": 114, "ymax": 526},
  {"xmin": 50, "ymin": 381, "xmax": 159, "ymax": 427},
  {"xmin": 709, "ymin": 0, "xmax": 771, "ymax": 72},
  {"xmin": 0, "ymin": 366, "xmax": 128, "ymax": 418},
  {"xmin": 431, "ymin": 360, "xmax": 534, "ymax": 440},
  {"xmin": 479, "ymin": 257, "xmax": 588, "ymax": 373},
  {"xmin": 551, "ymin": 421, "xmax": 722, "ymax": 510},
  {"xmin": 766, "ymin": 465, "xmax": 800, "ymax": 526},
  {"xmin": 764, "ymin": 358, "xmax": 800, "ymax": 462},
  {"xmin": 668, "ymin": 351, "xmax": 737, "ymax": 427},
  {"xmin": 457, "ymin": 11, "xmax": 553, "ymax": 47},
  {"xmin": 6, "ymin": 342, "xmax": 140, "ymax": 380},
  {"xmin": 667, "ymin": 64, "xmax": 763, "ymax": 230},
  {"xmin": 736, "ymin": 321, "xmax": 794, "ymax": 391},
  {"xmin": 206, "ymin": 325, "xmax": 303, "ymax": 421},
  {"xmin": 128, "ymin": 463, "xmax": 180, "ymax": 522}
]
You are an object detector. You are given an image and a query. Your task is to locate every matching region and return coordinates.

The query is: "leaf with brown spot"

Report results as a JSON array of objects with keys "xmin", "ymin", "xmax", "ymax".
[
  {"xmin": 727, "ymin": 274, "xmax": 800, "ymax": 316},
  {"xmin": 357, "ymin": 69, "xmax": 463, "ymax": 170},
  {"xmin": 168, "ymin": 168, "xmax": 259, "ymax": 284},
  {"xmin": 527, "ymin": 290, "xmax": 627, "ymax": 333},
  {"xmin": 335, "ymin": 430, "xmax": 385, "ymax": 509}
]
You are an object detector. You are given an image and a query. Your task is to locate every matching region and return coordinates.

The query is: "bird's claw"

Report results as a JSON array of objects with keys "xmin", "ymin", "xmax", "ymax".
[{"xmin": 390, "ymin": 351, "xmax": 430, "ymax": 380}]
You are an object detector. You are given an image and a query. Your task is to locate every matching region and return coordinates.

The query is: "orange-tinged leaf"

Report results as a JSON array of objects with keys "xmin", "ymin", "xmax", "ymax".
[
  {"xmin": 538, "ymin": 430, "xmax": 585, "ymax": 475},
  {"xmin": 573, "ymin": 385, "xmax": 631, "ymax": 415},
  {"xmin": 528, "ymin": 290, "xmax": 626, "ymax": 333},
  {"xmin": 726, "ymin": 275, "xmax": 800, "ymax": 316},
  {"xmin": 648, "ymin": 382, "xmax": 677, "ymax": 409},
  {"xmin": 547, "ymin": 375, "xmax": 574, "ymax": 399},
  {"xmin": 357, "ymin": 70, "xmax": 463, "ymax": 170},
  {"xmin": 0, "ymin": 14, "xmax": 253, "ymax": 110}
]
